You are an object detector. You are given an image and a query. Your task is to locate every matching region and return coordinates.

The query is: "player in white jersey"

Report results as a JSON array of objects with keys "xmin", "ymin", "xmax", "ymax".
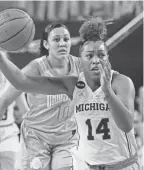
[
  {"xmin": 0, "ymin": 18, "xmax": 140, "ymax": 170},
  {"xmin": 0, "ymin": 72, "xmax": 28, "ymax": 170},
  {"xmin": 0, "ymin": 23, "xmax": 80, "ymax": 170},
  {"xmin": 68, "ymin": 17, "xmax": 139, "ymax": 170}
]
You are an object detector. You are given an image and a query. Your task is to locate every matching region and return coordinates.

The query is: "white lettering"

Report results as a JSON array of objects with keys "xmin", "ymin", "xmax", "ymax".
[{"xmin": 47, "ymin": 94, "xmax": 69, "ymax": 108}]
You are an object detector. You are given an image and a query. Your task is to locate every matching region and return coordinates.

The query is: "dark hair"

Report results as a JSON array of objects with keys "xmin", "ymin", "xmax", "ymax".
[
  {"xmin": 40, "ymin": 23, "xmax": 69, "ymax": 56},
  {"xmin": 79, "ymin": 17, "xmax": 107, "ymax": 51}
]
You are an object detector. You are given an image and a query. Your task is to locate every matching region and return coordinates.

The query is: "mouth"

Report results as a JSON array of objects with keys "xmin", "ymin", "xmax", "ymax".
[
  {"xmin": 58, "ymin": 49, "xmax": 67, "ymax": 53},
  {"xmin": 91, "ymin": 67, "xmax": 99, "ymax": 71}
]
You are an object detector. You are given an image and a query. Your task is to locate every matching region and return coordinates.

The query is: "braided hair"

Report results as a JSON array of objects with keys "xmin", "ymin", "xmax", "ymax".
[{"xmin": 79, "ymin": 17, "xmax": 108, "ymax": 50}]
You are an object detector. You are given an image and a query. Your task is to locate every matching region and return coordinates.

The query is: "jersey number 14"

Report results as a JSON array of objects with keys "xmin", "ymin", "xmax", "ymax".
[{"xmin": 86, "ymin": 118, "xmax": 111, "ymax": 140}]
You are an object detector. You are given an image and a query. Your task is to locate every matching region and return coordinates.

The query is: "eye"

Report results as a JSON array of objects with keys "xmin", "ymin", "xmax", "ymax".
[
  {"xmin": 98, "ymin": 53, "xmax": 105, "ymax": 59},
  {"xmin": 64, "ymin": 37, "xmax": 70, "ymax": 42},
  {"xmin": 86, "ymin": 54, "xmax": 93, "ymax": 59},
  {"xmin": 53, "ymin": 38, "xmax": 60, "ymax": 42}
]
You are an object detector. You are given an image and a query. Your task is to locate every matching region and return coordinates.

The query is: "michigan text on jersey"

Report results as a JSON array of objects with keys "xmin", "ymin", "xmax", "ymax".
[{"xmin": 76, "ymin": 103, "xmax": 110, "ymax": 113}]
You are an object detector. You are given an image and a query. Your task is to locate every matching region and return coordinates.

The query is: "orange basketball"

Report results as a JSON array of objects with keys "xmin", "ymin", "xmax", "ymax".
[{"xmin": 0, "ymin": 9, "xmax": 35, "ymax": 52}]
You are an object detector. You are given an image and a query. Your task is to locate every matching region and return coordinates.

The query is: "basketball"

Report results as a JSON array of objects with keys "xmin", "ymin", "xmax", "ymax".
[{"xmin": 0, "ymin": 9, "xmax": 35, "ymax": 52}]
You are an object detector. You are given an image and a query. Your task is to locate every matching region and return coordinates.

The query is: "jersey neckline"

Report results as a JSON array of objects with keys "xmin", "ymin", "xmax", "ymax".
[
  {"xmin": 43, "ymin": 55, "xmax": 74, "ymax": 76},
  {"xmin": 79, "ymin": 70, "xmax": 114, "ymax": 94}
]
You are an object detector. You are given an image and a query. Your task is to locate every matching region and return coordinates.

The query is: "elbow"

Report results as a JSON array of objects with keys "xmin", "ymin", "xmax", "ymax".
[
  {"xmin": 10, "ymin": 78, "xmax": 27, "ymax": 92},
  {"xmin": 11, "ymin": 82, "xmax": 23, "ymax": 91},
  {"xmin": 126, "ymin": 114, "xmax": 134, "ymax": 132},
  {"xmin": 119, "ymin": 119, "xmax": 134, "ymax": 133},
  {"xmin": 121, "ymin": 125, "xmax": 133, "ymax": 133},
  {"xmin": 12, "ymin": 82, "xmax": 32, "ymax": 94},
  {"xmin": 14, "ymin": 85, "xmax": 27, "ymax": 92}
]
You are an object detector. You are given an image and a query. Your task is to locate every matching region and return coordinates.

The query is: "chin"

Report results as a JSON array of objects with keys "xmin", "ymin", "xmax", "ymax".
[
  {"xmin": 58, "ymin": 53, "xmax": 68, "ymax": 58},
  {"xmin": 90, "ymin": 71, "xmax": 100, "ymax": 79},
  {"xmin": 92, "ymin": 70, "xmax": 100, "ymax": 75}
]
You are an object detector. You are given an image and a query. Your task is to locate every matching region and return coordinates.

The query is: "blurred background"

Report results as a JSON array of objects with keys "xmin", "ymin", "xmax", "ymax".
[
  {"xmin": 0, "ymin": 0, "xmax": 143, "ymax": 169},
  {"xmin": 0, "ymin": 1, "xmax": 143, "ymax": 96}
]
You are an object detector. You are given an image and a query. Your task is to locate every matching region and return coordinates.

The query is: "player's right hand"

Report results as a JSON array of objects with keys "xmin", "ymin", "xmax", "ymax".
[{"xmin": 98, "ymin": 60, "xmax": 112, "ymax": 95}]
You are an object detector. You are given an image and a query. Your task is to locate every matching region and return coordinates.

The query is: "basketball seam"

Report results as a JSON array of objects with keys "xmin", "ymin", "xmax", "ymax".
[
  {"xmin": 9, "ymin": 19, "xmax": 34, "ymax": 51},
  {"xmin": 0, "ymin": 17, "xmax": 29, "ymax": 27},
  {"xmin": 0, "ymin": 8, "xmax": 29, "ymax": 18},
  {"xmin": 0, "ymin": 18, "xmax": 32, "ymax": 44}
]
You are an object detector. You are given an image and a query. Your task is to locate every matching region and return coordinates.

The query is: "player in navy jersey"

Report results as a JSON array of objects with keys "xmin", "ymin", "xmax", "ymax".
[{"xmin": 0, "ymin": 18, "xmax": 139, "ymax": 170}]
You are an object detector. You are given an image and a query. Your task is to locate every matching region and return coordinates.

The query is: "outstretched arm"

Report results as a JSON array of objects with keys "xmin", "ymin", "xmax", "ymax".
[
  {"xmin": 0, "ymin": 50, "xmax": 78, "ymax": 98},
  {"xmin": 0, "ymin": 56, "xmax": 40, "ymax": 120}
]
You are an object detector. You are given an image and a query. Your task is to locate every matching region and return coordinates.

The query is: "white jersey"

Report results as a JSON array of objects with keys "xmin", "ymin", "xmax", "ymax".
[
  {"xmin": 72, "ymin": 72, "xmax": 138, "ymax": 165},
  {"xmin": 0, "ymin": 78, "xmax": 19, "ymax": 149},
  {"xmin": 0, "ymin": 80, "xmax": 15, "ymax": 126},
  {"xmin": 0, "ymin": 102, "xmax": 15, "ymax": 126},
  {"xmin": 22, "ymin": 55, "xmax": 80, "ymax": 144}
]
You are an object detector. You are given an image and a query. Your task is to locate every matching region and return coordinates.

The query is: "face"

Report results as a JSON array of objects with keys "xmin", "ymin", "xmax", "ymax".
[
  {"xmin": 81, "ymin": 40, "xmax": 109, "ymax": 79},
  {"xmin": 44, "ymin": 27, "xmax": 71, "ymax": 59}
]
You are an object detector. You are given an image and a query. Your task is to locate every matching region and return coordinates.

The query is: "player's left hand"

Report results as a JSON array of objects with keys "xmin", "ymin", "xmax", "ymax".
[{"xmin": 98, "ymin": 60, "xmax": 112, "ymax": 94}]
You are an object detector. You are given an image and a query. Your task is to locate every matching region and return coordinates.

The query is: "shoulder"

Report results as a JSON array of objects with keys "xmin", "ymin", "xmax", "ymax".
[
  {"xmin": 69, "ymin": 55, "xmax": 82, "ymax": 72},
  {"xmin": 22, "ymin": 57, "xmax": 44, "ymax": 75},
  {"xmin": 32, "ymin": 56, "xmax": 45, "ymax": 63},
  {"xmin": 29, "ymin": 56, "xmax": 45, "ymax": 67},
  {"xmin": 112, "ymin": 72, "xmax": 134, "ymax": 87},
  {"xmin": 69, "ymin": 54, "xmax": 79, "ymax": 62},
  {"xmin": 112, "ymin": 72, "xmax": 135, "ymax": 96}
]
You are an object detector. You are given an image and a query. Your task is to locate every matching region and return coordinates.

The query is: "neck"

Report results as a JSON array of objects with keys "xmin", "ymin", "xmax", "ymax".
[
  {"xmin": 84, "ymin": 72, "xmax": 100, "ymax": 91},
  {"xmin": 46, "ymin": 54, "xmax": 70, "ymax": 75},
  {"xmin": 47, "ymin": 54, "xmax": 69, "ymax": 69}
]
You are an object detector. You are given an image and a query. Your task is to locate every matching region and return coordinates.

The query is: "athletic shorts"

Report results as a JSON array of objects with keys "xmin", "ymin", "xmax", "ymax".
[
  {"xmin": 20, "ymin": 124, "xmax": 78, "ymax": 170},
  {"xmin": 71, "ymin": 147, "xmax": 140, "ymax": 170}
]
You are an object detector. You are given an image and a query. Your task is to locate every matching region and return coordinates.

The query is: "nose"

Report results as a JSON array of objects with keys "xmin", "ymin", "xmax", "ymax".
[
  {"xmin": 92, "ymin": 55, "xmax": 100, "ymax": 64},
  {"xmin": 59, "ymin": 39, "xmax": 66, "ymax": 46}
]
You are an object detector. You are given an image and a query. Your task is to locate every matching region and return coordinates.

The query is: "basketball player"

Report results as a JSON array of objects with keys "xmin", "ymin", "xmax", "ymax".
[
  {"xmin": 0, "ymin": 23, "xmax": 80, "ymax": 170},
  {"xmin": 0, "ymin": 71, "xmax": 28, "ymax": 170},
  {"xmin": 0, "ymin": 17, "xmax": 140, "ymax": 170},
  {"xmin": 69, "ymin": 17, "xmax": 139, "ymax": 170}
]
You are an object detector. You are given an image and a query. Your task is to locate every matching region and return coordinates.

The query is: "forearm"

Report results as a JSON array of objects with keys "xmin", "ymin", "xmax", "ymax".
[
  {"xmin": 0, "ymin": 53, "xmax": 27, "ymax": 89},
  {"xmin": 0, "ymin": 53, "xmax": 77, "ymax": 96},
  {"xmin": 105, "ymin": 89, "xmax": 134, "ymax": 132},
  {"xmin": 0, "ymin": 82, "xmax": 22, "ymax": 120},
  {"xmin": 0, "ymin": 54, "xmax": 56, "ymax": 93}
]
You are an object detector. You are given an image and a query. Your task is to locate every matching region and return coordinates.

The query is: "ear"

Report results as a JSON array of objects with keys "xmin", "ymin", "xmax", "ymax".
[{"xmin": 43, "ymin": 40, "xmax": 49, "ymax": 50}]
